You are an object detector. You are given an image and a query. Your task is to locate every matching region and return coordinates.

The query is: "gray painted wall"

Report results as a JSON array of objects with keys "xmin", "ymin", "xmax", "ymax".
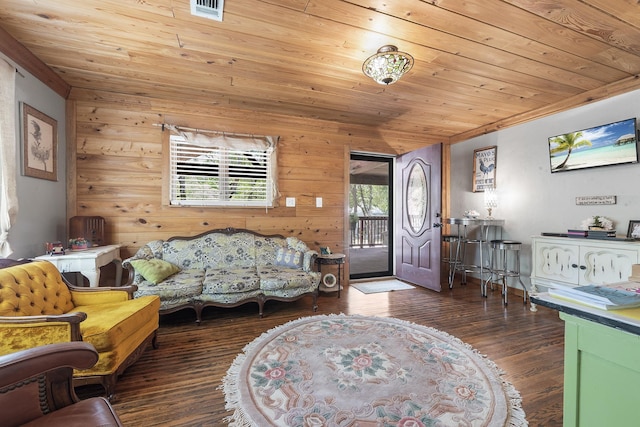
[
  {"xmin": 450, "ymin": 89, "xmax": 640, "ymax": 290},
  {"xmin": 2, "ymin": 53, "xmax": 66, "ymax": 259}
]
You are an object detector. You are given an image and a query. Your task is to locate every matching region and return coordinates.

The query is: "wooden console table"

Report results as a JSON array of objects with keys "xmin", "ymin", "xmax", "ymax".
[{"xmin": 35, "ymin": 244, "xmax": 122, "ymax": 287}]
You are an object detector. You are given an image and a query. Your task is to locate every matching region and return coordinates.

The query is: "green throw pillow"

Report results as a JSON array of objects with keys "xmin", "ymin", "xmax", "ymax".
[
  {"xmin": 130, "ymin": 259, "xmax": 180, "ymax": 284},
  {"xmin": 275, "ymin": 248, "xmax": 304, "ymax": 269}
]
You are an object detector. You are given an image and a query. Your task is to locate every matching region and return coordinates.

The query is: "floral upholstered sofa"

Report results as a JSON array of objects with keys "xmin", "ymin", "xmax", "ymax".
[{"xmin": 122, "ymin": 228, "xmax": 321, "ymax": 323}]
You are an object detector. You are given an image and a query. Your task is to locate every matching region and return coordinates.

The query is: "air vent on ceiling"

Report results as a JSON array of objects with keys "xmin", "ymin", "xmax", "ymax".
[{"xmin": 190, "ymin": 0, "xmax": 224, "ymax": 22}]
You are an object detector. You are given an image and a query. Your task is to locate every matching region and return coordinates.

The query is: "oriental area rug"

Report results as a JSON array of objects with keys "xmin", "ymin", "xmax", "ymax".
[{"xmin": 222, "ymin": 314, "xmax": 527, "ymax": 426}]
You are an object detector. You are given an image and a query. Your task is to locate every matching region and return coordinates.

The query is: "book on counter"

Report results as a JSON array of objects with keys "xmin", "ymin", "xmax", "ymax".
[
  {"xmin": 567, "ymin": 229, "xmax": 588, "ymax": 237},
  {"xmin": 549, "ymin": 282, "xmax": 640, "ymax": 310},
  {"xmin": 566, "ymin": 229, "xmax": 618, "ymax": 238},
  {"xmin": 586, "ymin": 229, "xmax": 617, "ymax": 238}
]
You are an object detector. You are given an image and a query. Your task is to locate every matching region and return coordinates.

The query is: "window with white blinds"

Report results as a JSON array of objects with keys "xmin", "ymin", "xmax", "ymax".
[{"xmin": 169, "ymin": 135, "xmax": 275, "ymax": 207}]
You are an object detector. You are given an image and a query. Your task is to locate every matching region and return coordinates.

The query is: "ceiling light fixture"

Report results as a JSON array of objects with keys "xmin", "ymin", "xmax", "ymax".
[{"xmin": 362, "ymin": 45, "xmax": 414, "ymax": 85}]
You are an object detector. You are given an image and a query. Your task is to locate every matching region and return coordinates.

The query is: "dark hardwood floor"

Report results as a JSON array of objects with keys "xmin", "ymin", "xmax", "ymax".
[{"xmin": 102, "ymin": 281, "xmax": 565, "ymax": 426}]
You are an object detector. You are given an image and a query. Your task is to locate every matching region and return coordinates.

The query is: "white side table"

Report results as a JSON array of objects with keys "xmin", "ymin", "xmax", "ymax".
[{"xmin": 35, "ymin": 244, "xmax": 122, "ymax": 287}]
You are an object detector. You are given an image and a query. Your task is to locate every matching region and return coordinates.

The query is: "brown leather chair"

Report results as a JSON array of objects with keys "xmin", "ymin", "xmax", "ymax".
[{"xmin": 0, "ymin": 342, "xmax": 123, "ymax": 427}]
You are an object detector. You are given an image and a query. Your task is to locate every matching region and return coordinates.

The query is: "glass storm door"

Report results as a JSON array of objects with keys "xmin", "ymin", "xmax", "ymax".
[{"xmin": 349, "ymin": 154, "xmax": 393, "ymax": 279}]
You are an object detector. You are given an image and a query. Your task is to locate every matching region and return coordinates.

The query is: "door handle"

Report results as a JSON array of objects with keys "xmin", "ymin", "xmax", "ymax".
[{"xmin": 433, "ymin": 223, "xmax": 442, "ymax": 228}]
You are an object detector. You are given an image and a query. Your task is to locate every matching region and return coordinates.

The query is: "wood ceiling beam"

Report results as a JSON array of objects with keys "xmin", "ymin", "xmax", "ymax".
[{"xmin": 0, "ymin": 25, "xmax": 70, "ymax": 98}]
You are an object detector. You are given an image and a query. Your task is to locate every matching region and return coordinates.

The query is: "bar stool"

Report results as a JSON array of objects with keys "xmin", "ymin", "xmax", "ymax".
[
  {"xmin": 459, "ymin": 226, "xmax": 491, "ymax": 293},
  {"xmin": 488, "ymin": 240, "xmax": 527, "ymax": 305},
  {"xmin": 442, "ymin": 234, "xmax": 461, "ymax": 288}
]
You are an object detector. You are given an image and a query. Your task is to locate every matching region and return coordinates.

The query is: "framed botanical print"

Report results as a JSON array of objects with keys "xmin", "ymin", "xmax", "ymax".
[
  {"xmin": 22, "ymin": 103, "xmax": 57, "ymax": 181},
  {"xmin": 472, "ymin": 146, "xmax": 497, "ymax": 192}
]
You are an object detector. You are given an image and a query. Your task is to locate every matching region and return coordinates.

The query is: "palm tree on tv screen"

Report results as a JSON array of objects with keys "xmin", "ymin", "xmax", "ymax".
[{"xmin": 549, "ymin": 131, "xmax": 592, "ymax": 170}]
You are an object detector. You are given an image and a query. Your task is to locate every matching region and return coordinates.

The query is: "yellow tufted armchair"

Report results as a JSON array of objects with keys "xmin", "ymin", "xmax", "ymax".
[{"xmin": 0, "ymin": 260, "xmax": 160, "ymax": 400}]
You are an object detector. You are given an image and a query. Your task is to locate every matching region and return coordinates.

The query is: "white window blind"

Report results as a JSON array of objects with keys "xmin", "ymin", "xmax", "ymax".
[{"xmin": 169, "ymin": 134, "xmax": 276, "ymax": 207}]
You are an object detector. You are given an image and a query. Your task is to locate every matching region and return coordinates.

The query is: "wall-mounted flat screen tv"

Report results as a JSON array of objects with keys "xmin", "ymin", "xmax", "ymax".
[{"xmin": 548, "ymin": 117, "xmax": 638, "ymax": 173}]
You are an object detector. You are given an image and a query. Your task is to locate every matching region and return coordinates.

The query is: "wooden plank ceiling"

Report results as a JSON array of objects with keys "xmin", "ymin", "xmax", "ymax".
[{"xmin": 1, "ymin": 0, "xmax": 640, "ymax": 142}]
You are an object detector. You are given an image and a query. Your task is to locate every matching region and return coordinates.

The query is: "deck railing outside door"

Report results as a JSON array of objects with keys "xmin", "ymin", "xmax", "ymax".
[{"xmin": 350, "ymin": 216, "xmax": 388, "ymax": 248}]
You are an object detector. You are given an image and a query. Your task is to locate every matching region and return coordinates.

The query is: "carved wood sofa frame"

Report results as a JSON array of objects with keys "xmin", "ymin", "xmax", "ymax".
[{"xmin": 124, "ymin": 227, "xmax": 321, "ymax": 324}]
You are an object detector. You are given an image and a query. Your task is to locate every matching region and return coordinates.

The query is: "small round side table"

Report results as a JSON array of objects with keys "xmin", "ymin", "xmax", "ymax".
[{"xmin": 315, "ymin": 253, "xmax": 346, "ymax": 298}]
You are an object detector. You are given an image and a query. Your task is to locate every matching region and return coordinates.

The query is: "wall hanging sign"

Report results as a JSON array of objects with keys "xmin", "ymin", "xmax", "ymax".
[
  {"xmin": 22, "ymin": 103, "xmax": 57, "ymax": 181},
  {"xmin": 575, "ymin": 195, "xmax": 617, "ymax": 205},
  {"xmin": 472, "ymin": 146, "xmax": 497, "ymax": 192}
]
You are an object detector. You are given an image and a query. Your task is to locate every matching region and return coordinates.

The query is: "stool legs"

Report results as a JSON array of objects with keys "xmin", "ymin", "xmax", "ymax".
[
  {"xmin": 454, "ymin": 237, "xmax": 466, "ymax": 286},
  {"xmin": 443, "ymin": 224, "xmax": 468, "ymax": 289},
  {"xmin": 513, "ymin": 250, "xmax": 527, "ymax": 304},
  {"xmin": 500, "ymin": 247, "xmax": 510, "ymax": 305},
  {"xmin": 489, "ymin": 241, "xmax": 527, "ymax": 305},
  {"xmin": 448, "ymin": 238, "xmax": 457, "ymax": 288},
  {"xmin": 443, "ymin": 235, "xmax": 462, "ymax": 289}
]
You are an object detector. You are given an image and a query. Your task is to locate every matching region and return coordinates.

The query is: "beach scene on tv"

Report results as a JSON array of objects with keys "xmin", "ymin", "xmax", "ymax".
[{"xmin": 548, "ymin": 118, "xmax": 638, "ymax": 172}]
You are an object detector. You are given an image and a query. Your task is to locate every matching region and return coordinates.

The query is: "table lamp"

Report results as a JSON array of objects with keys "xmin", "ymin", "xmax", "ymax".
[{"xmin": 484, "ymin": 188, "xmax": 497, "ymax": 219}]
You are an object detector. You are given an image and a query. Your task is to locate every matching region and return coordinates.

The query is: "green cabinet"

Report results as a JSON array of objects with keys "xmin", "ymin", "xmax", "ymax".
[{"xmin": 561, "ymin": 313, "xmax": 640, "ymax": 427}]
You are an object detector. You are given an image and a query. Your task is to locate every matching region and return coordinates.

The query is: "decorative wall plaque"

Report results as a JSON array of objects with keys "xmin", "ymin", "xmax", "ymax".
[{"xmin": 575, "ymin": 195, "xmax": 616, "ymax": 205}]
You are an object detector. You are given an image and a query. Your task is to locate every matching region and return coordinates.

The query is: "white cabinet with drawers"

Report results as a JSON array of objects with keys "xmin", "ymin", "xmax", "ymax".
[{"xmin": 530, "ymin": 235, "xmax": 640, "ymax": 309}]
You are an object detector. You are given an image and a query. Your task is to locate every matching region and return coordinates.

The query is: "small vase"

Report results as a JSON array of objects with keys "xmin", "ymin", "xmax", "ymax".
[{"xmin": 589, "ymin": 226, "xmax": 604, "ymax": 231}]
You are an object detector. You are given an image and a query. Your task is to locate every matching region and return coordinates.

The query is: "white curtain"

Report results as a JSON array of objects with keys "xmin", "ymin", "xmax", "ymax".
[
  {"xmin": 166, "ymin": 124, "xmax": 278, "ymax": 151},
  {"xmin": 0, "ymin": 59, "xmax": 18, "ymax": 257}
]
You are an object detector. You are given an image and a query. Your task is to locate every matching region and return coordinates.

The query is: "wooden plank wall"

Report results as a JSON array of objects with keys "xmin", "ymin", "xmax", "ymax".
[{"xmin": 68, "ymin": 88, "xmax": 441, "ymax": 264}]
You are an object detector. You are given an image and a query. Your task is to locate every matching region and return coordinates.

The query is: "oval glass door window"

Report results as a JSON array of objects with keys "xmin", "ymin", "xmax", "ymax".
[{"xmin": 406, "ymin": 162, "xmax": 428, "ymax": 233}]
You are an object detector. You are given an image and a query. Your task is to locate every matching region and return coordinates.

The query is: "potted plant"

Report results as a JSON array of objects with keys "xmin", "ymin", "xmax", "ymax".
[
  {"xmin": 580, "ymin": 215, "xmax": 614, "ymax": 231},
  {"xmin": 69, "ymin": 237, "xmax": 89, "ymax": 250}
]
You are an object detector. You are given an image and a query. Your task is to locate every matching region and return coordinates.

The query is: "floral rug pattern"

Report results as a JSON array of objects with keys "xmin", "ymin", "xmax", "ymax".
[{"xmin": 223, "ymin": 314, "xmax": 526, "ymax": 426}]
